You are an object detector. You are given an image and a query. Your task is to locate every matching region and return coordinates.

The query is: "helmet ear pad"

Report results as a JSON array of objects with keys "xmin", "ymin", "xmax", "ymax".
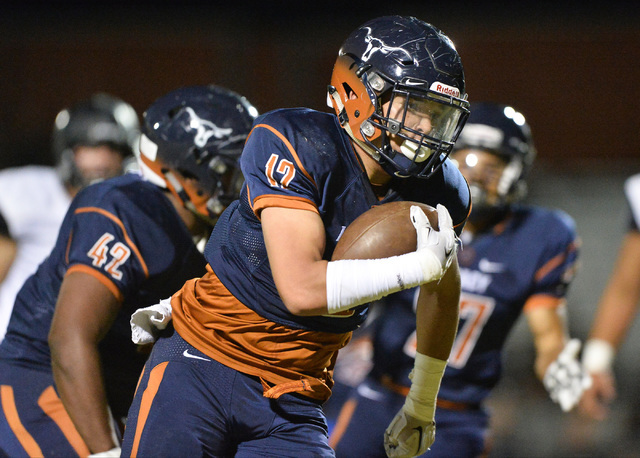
[{"xmin": 329, "ymin": 55, "xmax": 379, "ymax": 143}]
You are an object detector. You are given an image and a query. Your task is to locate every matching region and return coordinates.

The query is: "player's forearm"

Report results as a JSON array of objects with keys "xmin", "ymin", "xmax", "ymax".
[
  {"xmin": 589, "ymin": 288, "xmax": 640, "ymax": 348},
  {"xmin": 527, "ymin": 306, "xmax": 567, "ymax": 380},
  {"xmin": 590, "ymin": 232, "xmax": 640, "ymax": 347},
  {"xmin": 276, "ymin": 260, "xmax": 331, "ymax": 316},
  {"xmin": 414, "ymin": 260, "xmax": 460, "ymax": 360},
  {"xmin": 0, "ymin": 234, "xmax": 17, "ymax": 283},
  {"xmin": 534, "ymin": 345, "xmax": 563, "ymax": 380},
  {"xmin": 51, "ymin": 341, "xmax": 118, "ymax": 453}
]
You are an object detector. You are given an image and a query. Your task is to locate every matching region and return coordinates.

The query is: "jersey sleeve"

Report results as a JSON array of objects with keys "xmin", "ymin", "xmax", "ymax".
[
  {"xmin": 0, "ymin": 211, "xmax": 10, "ymax": 238},
  {"xmin": 524, "ymin": 210, "xmax": 579, "ymax": 310},
  {"xmin": 241, "ymin": 114, "xmax": 321, "ymax": 218},
  {"xmin": 624, "ymin": 174, "xmax": 640, "ymax": 232},
  {"xmin": 64, "ymin": 205, "xmax": 149, "ymax": 302}
]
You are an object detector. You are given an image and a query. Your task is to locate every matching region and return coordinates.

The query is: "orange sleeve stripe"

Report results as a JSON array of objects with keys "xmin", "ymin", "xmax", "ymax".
[
  {"xmin": 74, "ymin": 207, "xmax": 149, "ymax": 278},
  {"xmin": 534, "ymin": 241, "xmax": 578, "ymax": 283},
  {"xmin": 66, "ymin": 264, "xmax": 124, "ymax": 302},
  {"xmin": 37, "ymin": 386, "xmax": 91, "ymax": 457},
  {"xmin": 64, "ymin": 229, "xmax": 74, "ymax": 265},
  {"xmin": 245, "ymin": 184, "xmax": 262, "ymax": 220},
  {"xmin": 1, "ymin": 385, "xmax": 43, "ymax": 457},
  {"xmin": 250, "ymin": 123, "xmax": 316, "ymax": 187},
  {"xmin": 523, "ymin": 294, "xmax": 565, "ymax": 313},
  {"xmin": 130, "ymin": 361, "xmax": 169, "ymax": 458},
  {"xmin": 253, "ymin": 194, "xmax": 319, "ymax": 216}
]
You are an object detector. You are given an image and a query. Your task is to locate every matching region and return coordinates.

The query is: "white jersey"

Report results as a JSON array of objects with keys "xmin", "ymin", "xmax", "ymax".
[
  {"xmin": 625, "ymin": 173, "xmax": 640, "ymax": 231},
  {"xmin": 0, "ymin": 166, "xmax": 71, "ymax": 342}
]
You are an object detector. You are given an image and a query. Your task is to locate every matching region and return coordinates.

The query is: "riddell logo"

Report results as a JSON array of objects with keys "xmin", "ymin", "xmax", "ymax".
[{"xmin": 430, "ymin": 82, "xmax": 460, "ymax": 98}]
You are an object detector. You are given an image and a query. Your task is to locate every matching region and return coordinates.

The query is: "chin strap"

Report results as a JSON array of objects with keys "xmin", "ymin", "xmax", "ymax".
[
  {"xmin": 163, "ymin": 170, "xmax": 217, "ymax": 227},
  {"xmin": 327, "ymin": 87, "xmax": 381, "ymax": 162}
]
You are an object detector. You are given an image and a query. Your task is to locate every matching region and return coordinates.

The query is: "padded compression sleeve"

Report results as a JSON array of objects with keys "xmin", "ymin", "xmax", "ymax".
[{"xmin": 325, "ymin": 250, "xmax": 443, "ymax": 314}]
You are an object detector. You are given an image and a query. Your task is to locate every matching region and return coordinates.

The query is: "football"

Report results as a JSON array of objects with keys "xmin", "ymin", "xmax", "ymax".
[{"xmin": 332, "ymin": 201, "xmax": 438, "ymax": 261}]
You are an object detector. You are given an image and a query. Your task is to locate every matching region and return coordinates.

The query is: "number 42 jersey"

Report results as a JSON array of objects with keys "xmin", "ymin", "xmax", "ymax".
[{"xmin": 0, "ymin": 173, "xmax": 206, "ymax": 416}]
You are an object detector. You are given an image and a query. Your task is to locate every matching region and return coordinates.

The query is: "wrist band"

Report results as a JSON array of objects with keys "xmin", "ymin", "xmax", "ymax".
[
  {"xmin": 582, "ymin": 338, "xmax": 615, "ymax": 373},
  {"xmin": 403, "ymin": 352, "xmax": 447, "ymax": 422}
]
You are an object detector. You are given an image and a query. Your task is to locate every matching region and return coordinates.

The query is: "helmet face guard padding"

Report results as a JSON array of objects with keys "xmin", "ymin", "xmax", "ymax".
[
  {"xmin": 327, "ymin": 15, "xmax": 470, "ymax": 179},
  {"xmin": 138, "ymin": 85, "xmax": 258, "ymax": 226}
]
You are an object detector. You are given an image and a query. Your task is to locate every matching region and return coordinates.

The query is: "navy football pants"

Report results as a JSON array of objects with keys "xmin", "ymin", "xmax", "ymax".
[
  {"xmin": 121, "ymin": 328, "xmax": 334, "ymax": 457},
  {"xmin": 0, "ymin": 362, "xmax": 90, "ymax": 457}
]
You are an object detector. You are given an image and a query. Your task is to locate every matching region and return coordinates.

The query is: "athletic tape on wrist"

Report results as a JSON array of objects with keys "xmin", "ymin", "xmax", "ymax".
[
  {"xmin": 325, "ymin": 251, "xmax": 442, "ymax": 314},
  {"xmin": 403, "ymin": 352, "xmax": 447, "ymax": 422},
  {"xmin": 582, "ymin": 338, "xmax": 615, "ymax": 373}
]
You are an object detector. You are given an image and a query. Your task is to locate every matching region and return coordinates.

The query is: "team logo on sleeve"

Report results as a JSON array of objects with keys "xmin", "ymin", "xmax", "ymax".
[
  {"xmin": 87, "ymin": 233, "xmax": 131, "ymax": 280},
  {"xmin": 265, "ymin": 153, "xmax": 296, "ymax": 188}
]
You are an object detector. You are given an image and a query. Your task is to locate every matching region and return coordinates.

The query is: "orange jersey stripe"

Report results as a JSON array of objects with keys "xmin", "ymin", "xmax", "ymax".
[
  {"xmin": 171, "ymin": 265, "xmax": 351, "ymax": 401},
  {"xmin": 252, "ymin": 194, "xmax": 318, "ymax": 216},
  {"xmin": 66, "ymin": 264, "xmax": 124, "ymax": 302},
  {"xmin": 65, "ymin": 229, "xmax": 74, "ymax": 264},
  {"xmin": 534, "ymin": 241, "xmax": 577, "ymax": 283},
  {"xmin": 130, "ymin": 362, "xmax": 169, "ymax": 458},
  {"xmin": 248, "ymin": 124, "xmax": 316, "ymax": 187},
  {"xmin": 37, "ymin": 386, "xmax": 90, "ymax": 457},
  {"xmin": 74, "ymin": 207, "xmax": 149, "ymax": 278},
  {"xmin": 523, "ymin": 294, "xmax": 565, "ymax": 313},
  {"xmin": 1, "ymin": 385, "xmax": 44, "ymax": 457}
]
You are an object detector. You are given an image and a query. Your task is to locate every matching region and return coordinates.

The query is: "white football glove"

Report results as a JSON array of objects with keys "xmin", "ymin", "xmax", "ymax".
[
  {"xmin": 543, "ymin": 338, "xmax": 593, "ymax": 412},
  {"xmin": 384, "ymin": 353, "xmax": 446, "ymax": 457},
  {"xmin": 411, "ymin": 204, "xmax": 458, "ymax": 282},
  {"xmin": 384, "ymin": 409, "xmax": 435, "ymax": 458}
]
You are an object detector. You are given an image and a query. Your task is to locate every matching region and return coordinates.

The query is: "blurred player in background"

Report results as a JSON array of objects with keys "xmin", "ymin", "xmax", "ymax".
[
  {"xmin": 328, "ymin": 102, "xmax": 592, "ymax": 457},
  {"xmin": 0, "ymin": 85, "xmax": 257, "ymax": 457},
  {"xmin": 0, "ymin": 93, "xmax": 140, "ymax": 343},
  {"xmin": 122, "ymin": 15, "xmax": 470, "ymax": 458},
  {"xmin": 580, "ymin": 173, "xmax": 640, "ymax": 420}
]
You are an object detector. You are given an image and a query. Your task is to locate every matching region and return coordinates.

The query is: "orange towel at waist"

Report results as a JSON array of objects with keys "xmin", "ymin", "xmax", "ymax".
[{"xmin": 171, "ymin": 265, "xmax": 352, "ymax": 402}]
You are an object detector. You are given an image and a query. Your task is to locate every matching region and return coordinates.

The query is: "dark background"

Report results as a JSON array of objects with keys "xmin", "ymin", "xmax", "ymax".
[
  {"xmin": 1, "ymin": 2, "xmax": 639, "ymax": 456},
  {"xmin": 0, "ymin": 1, "xmax": 638, "ymax": 171}
]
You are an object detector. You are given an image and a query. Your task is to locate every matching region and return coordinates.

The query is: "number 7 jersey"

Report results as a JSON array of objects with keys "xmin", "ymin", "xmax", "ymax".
[{"xmin": 370, "ymin": 205, "xmax": 579, "ymax": 405}]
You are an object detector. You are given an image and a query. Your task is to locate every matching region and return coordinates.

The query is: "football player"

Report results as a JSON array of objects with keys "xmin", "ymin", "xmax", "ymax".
[
  {"xmin": 0, "ymin": 85, "xmax": 256, "ymax": 457},
  {"xmin": 121, "ymin": 15, "xmax": 470, "ymax": 458},
  {"xmin": 328, "ymin": 102, "xmax": 592, "ymax": 457},
  {"xmin": 580, "ymin": 173, "xmax": 640, "ymax": 420},
  {"xmin": 0, "ymin": 94, "xmax": 139, "ymax": 343}
]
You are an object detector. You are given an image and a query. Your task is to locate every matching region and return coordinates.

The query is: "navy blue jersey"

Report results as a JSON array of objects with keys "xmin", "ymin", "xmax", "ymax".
[
  {"xmin": 205, "ymin": 108, "xmax": 470, "ymax": 334},
  {"xmin": 369, "ymin": 206, "xmax": 579, "ymax": 405},
  {"xmin": 0, "ymin": 173, "xmax": 206, "ymax": 416}
]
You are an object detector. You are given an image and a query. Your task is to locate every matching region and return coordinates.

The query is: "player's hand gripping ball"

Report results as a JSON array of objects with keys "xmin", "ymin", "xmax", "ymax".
[{"xmin": 332, "ymin": 201, "xmax": 440, "ymax": 261}]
